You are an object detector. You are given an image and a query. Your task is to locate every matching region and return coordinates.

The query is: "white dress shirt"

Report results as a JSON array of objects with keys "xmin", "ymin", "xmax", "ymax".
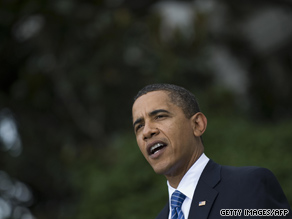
[{"xmin": 167, "ymin": 153, "xmax": 209, "ymax": 219}]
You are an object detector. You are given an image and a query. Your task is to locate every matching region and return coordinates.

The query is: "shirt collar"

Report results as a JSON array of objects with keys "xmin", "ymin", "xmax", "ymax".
[{"xmin": 167, "ymin": 153, "xmax": 209, "ymax": 200}]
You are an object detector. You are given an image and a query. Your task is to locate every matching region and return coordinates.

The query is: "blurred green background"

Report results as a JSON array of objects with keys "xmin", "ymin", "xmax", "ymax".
[{"xmin": 0, "ymin": 0, "xmax": 292, "ymax": 218}]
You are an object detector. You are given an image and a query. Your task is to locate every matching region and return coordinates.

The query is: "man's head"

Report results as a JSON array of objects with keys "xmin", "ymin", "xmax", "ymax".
[{"xmin": 132, "ymin": 84, "xmax": 207, "ymax": 187}]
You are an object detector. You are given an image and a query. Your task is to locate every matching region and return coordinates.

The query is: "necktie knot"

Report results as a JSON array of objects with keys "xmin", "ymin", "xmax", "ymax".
[
  {"xmin": 171, "ymin": 190, "xmax": 186, "ymax": 219},
  {"xmin": 171, "ymin": 190, "xmax": 186, "ymax": 208}
]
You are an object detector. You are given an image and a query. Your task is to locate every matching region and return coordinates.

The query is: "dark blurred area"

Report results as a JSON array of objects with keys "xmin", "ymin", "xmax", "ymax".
[{"xmin": 0, "ymin": 0, "xmax": 292, "ymax": 218}]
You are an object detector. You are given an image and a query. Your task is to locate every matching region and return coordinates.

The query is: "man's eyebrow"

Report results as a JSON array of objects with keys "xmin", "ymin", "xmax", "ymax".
[
  {"xmin": 149, "ymin": 109, "xmax": 170, "ymax": 116},
  {"xmin": 133, "ymin": 118, "xmax": 143, "ymax": 128},
  {"xmin": 133, "ymin": 109, "xmax": 170, "ymax": 127}
]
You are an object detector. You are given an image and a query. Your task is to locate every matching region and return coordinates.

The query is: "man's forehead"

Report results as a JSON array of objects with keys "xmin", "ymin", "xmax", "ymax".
[
  {"xmin": 135, "ymin": 90, "xmax": 169, "ymax": 100},
  {"xmin": 133, "ymin": 90, "xmax": 171, "ymax": 108},
  {"xmin": 132, "ymin": 91, "xmax": 172, "ymax": 118}
]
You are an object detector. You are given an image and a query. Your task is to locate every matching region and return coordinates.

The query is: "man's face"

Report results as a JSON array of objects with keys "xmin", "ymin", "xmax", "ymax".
[{"xmin": 132, "ymin": 91, "xmax": 199, "ymax": 177}]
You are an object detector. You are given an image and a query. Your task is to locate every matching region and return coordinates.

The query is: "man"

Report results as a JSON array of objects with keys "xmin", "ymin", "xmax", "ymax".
[{"xmin": 132, "ymin": 84, "xmax": 291, "ymax": 219}]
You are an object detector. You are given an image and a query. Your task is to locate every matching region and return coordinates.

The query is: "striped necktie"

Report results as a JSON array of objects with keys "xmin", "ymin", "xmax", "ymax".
[{"xmin": 171, "ymin": 190, "xmax": 186, "ymax": 219}]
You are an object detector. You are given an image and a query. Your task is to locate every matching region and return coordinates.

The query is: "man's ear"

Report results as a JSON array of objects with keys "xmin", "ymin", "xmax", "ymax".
[{"xmin": 191, "ymin": 112, "xmax": 207, "ymax": 137}]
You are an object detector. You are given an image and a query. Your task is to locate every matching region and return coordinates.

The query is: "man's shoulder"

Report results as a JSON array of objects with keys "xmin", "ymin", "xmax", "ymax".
[
  {"xmin": 220, "ymin": 163, "xmax": 276, "ymax": 182},
  {"xmin": 206, "ymin": 160, "xmax": 276, "ymax": 185},
  {"xmin": 205, "ymin": 160, "xmax": 291, "ymax": 210},
  {"xmin": 204, "ymin": 160, "xmax": 280, "ymax": 190},
  {"xmin": 221, "ymin": 163, "xmax": 273, "ymax": 176}
]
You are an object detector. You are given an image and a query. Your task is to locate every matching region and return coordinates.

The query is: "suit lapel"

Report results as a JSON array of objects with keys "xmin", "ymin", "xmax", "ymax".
[
  {"xmin": 155, "ymin": 203, "xmax": 169, "ymax": 219},
  {"xmin": 156, "ymin": 160, "xmax": 221, "ymax": 219},
  {"xmin": 188, "ymin": 160, "xmax": 221, "ymax": 219}
]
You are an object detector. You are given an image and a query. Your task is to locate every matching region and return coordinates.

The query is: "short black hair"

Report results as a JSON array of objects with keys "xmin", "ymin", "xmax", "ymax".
[{"xmin": 133, "ymin": 84, "xmax": 201, "ymax": 118}]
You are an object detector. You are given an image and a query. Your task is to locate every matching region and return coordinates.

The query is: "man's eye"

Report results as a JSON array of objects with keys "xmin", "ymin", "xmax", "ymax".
[
  {"xmin": 156, "ymin": 115, "xmax": 165, "ymax": 119},
  {"xmin": 136, "ymin": 124, "xmax": 144, "ymax": 132}
]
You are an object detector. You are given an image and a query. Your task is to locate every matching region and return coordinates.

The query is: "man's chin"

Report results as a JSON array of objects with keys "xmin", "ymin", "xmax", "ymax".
[{"xmin": 151, "ymin": 164, "xmax": 170, "ymax": 175}]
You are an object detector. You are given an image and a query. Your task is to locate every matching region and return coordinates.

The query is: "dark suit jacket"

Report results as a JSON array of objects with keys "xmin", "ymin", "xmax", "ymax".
[{"xmin": 156, "ymin": 160, "xmax": 292, "ymax": 219}]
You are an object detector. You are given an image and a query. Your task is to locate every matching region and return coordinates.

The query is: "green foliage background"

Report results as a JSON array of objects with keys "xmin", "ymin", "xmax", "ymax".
[{"xmin": 0, "ymin": 0, "xmax": 291, "ymax": 218}]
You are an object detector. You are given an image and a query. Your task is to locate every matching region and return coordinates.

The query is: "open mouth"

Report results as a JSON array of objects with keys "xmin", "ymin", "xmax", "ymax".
[{"xmin": 149, "ymin": 142, "xmax": 167, "ymax": 155}]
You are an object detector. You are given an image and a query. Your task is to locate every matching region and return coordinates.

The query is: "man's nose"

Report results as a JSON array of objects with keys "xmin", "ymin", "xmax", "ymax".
[{"xmin": 143, "ymin": 122, "xmax": 159, "ymax": 140}]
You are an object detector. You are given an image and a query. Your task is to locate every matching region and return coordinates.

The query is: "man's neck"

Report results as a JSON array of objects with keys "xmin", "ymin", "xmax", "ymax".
[{"xmin": 165, "ymin": 150, "xmax": 204, "ymax": 188}]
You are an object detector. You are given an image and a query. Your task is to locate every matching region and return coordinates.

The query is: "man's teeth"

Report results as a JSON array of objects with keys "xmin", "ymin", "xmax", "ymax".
[{"xmin": 150, "ymin": 143, "xmax": 164, "ymax": 154}]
